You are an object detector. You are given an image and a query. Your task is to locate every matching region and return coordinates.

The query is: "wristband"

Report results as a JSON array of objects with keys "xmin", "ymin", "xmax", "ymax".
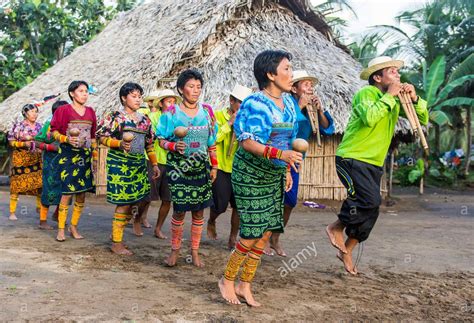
[
  {"xmin": 208, "ymin": 145, "xmax": 218, "ymax": 168},
  {"xmin": 10, "ymin": 141, "xmax": 25, "ymax": 148},
  {"xmin": 269, "ymin": 147, "xmax": 281, "ymax": 159},
  {"xmin": 162, "ymin": 140, "xmax": 177, "ymax": 152},
  {"xmin": 52, "ymin": 131, "xmax": 68, "ymax": 144},
  {"xmin": 263, "ymin": 146, "xmax": 270, "ymax": 159}
]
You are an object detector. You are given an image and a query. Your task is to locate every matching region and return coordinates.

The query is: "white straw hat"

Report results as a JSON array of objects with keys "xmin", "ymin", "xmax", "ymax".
[
  {"xmin": 154, "ymin": 89, "xmax": 182, "ymax": 105},
  {"xmin": 360, "ymin": 56, "xmax": 404, "ymax": 80},
  {"xmin": 229, "ymin": 84, "xmax": 253, "ymax": 102},
  {"xmin": 143, "ymin": 90, "xmax": 161, "ymax": 102},
  {"xmin": 291, "ymin": 70, "xmax": 319, "ymax": 85}
]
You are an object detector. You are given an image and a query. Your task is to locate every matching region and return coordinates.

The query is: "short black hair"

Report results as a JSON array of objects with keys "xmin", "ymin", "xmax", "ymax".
[
  {"xmin": 368, "ymin": 69, "xmax": 384, "ymax": 85},
  {"xmin": 68, "ymin": 80, "xmax": 89, "ymax": 100},
  {"xmin": 119, "ymin": 82, "xmax": 144, "ymax": 105},
  {"xmin": 21, "ymin": 104, "xmax": 37, "ymax": 118},
  {"xmin": 253, "ymin": 50, "xmax": 292, "ymax": 90},
  {"xmin": 176, "ymin": 69, "xmax": 204, "ymax": 96},
  {"xmin": 52, "ymin": 100, "xmax": 68, "ymax": 115}
]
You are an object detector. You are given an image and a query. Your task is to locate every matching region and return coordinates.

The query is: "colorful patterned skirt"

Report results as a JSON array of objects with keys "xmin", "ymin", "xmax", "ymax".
[
  {"xmin": 56, "ymin": 144, "xmax": 94, "ymax": 195},
  {"xmin": 231, "ymin": 147, "xmax": 286, "ymax": 239},
  {"xmin": 106, "ymin": 149, "xmax": 150, "ymax": 205},
  {"xmin": 166, "ymin": 152, "xmax": 213, "ymax": 213},
  {"xmin": 10, "ymin": 149, "xmax": 42, "ymax": 196},
  {"xmin": 41, "ymin": 151, "xmax": 62, "ymax": 206}
]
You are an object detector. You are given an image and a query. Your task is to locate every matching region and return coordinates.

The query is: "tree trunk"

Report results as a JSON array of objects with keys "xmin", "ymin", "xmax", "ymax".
[
  {"xmin": 434, "ymin": 124, "xmax": 440, "ymax": 156},
  {"xmin": 465, "ymin": 106, "xmax": 472, "ymax": 176}
]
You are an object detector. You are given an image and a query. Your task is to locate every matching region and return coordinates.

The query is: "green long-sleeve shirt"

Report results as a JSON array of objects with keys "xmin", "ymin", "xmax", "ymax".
[{"xmin": 336, "ymin": 85, "xmax": 428, "ymax": 167}]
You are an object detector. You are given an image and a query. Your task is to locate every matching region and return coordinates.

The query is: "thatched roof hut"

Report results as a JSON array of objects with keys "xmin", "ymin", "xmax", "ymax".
[
  {"xmin": 0, "ymin": 0, "xmax": 363, "ymax": 132},
  {"xmin": 0, "ymin": 0, "xmax": 401, "ymax": 199}
]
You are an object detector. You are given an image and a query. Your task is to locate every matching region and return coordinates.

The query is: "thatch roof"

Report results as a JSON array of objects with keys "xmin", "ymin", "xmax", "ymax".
[{"xmin": 0, "ymin": 0, "xmax": 412, "ymax": 135}]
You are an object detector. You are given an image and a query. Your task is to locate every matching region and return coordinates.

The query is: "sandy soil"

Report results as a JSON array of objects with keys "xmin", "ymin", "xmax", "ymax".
[{"xmin": 0, "ymin": 186, "xmax": 473, "ymax": 321}]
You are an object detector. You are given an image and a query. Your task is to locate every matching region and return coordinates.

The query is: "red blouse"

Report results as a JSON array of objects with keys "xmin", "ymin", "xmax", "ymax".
[{"xmin": 50, "ymin": 104, "xmax": 97, "ymax": 138}]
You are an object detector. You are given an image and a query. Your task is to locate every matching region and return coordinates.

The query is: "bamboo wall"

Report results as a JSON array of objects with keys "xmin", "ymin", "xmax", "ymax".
[
  {"xmin": 299, "ymin": 135, "xmax": 387, "ymax": 201},
  {"xmin": 95, "ymin": 145, "xmax": 108, "ymax": 196}
]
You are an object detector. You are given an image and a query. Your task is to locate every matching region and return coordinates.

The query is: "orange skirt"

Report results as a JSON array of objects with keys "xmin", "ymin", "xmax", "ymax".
[{"xmin": 10, "ymin": 149, "xmax": 42, "ymax": 195}]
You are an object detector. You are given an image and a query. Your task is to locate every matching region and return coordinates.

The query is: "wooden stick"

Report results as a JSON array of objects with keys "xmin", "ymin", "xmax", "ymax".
[
  {"xmin": 404, "ymin": 92, "xmax": 429, "ymax": 154},
  {"xmin": 307, "ymin": 104, "xmax": 321, "ymax": 146},
  {"xmin": 398, "ymin": 92, "xmax": 418, "ymax": 136}
]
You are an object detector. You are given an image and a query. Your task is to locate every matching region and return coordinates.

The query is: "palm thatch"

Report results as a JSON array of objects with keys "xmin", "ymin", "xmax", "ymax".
[{"xmin": 0, "ymin": 0, "xmax": 411, "ymax": 135}]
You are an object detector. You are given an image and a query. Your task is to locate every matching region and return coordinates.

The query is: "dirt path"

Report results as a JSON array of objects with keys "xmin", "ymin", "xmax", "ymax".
[{"xmin": 0, "ymin": 187, "xmax": 472, "ymax": 321}]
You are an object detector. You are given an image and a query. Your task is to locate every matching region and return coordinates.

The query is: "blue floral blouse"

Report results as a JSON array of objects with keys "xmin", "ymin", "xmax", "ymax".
[{"xmin": 234, "ymin": 92, "xmax": 298, "ymax": 145}]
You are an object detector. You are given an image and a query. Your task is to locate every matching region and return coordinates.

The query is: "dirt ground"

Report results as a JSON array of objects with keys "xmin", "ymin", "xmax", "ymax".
[{"xmin": 0, "ymin": 186, "xmax": 473, "ymax": 321}]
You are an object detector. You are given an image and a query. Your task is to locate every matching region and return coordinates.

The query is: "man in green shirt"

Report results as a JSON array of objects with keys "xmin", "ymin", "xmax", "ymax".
[
  {"xmin": 326, "ymin": 56, "xmax": 428, "ymax": 275},
  {"xmin": 207, "ymin": 84, "xmax": 252, "ymax": 249}
]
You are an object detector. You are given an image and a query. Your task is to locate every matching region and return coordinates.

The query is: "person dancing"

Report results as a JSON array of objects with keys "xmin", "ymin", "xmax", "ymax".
[
  {"xmin": 218, "ymin": 50, "xmax": 302, "ymax": 306},
  {"xmin": 49, "ymin": 80, "xmax": 98, "ymax": 242},
  {"xmin": 96, "ymin": 82, "xmax": 160, "ymax": 255},
  {"xmin": 326, "ymin": 56, "xmax": 428, "ymax": 274},
  {"xmin": 8, "ymin": 104, "xmax": 43, "ymax": 223},
  {"xmin": 156, "ymin": 69, "xmax": 218, "ymax": 268}
]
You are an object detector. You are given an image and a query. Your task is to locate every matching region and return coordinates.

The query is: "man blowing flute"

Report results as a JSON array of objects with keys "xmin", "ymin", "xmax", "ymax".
[{"xmin": 326, "ymin": 56, "xmax": 429, "ymax": 275}]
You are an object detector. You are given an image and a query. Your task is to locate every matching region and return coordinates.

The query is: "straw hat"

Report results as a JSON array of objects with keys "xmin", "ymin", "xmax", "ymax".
[
  {"xmin": 360, "ymin": 56, "xmax": 404, "ymax": 80},
  {"xmin": 291, "ymin": 70, "xmax": 319, "ymax": 86},
  {"xmin": 143, "ymin": 90, "xmax": 161, "ymax": 102},
  {"xmin": 154, "ymin": 89, "xmax": 182, "ymax": 105},
  {"xmin": 229, "ymin": 84, "xmax": 253, "ymax": 102}
]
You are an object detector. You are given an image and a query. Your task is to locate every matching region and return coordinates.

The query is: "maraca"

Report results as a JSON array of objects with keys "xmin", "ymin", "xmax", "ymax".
[
  {"xmin": 69, "ymin": 128, "xmax": 81, "ymax": 147},
  {"xmin": 122, "ymin": 132, "xmax": 134, "ymax": 153},
  {"xmin": 173, "ymin": 126, "xmax": 188, "ymax": 139},
  {"xmin": 69, "ymin": 128, "xmax": 80, "ymax": 137},
  {"xmin": 292, "ymin": 138, "xmax": 309, "ymax": 153}
]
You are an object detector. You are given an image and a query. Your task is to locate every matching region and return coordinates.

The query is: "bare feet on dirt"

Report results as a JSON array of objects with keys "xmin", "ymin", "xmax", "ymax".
[
  {"xmin": 218, "ymin": 277, "xmax": 241, "ymax": 305},
  {"xmin": 326, "ymin": 220, "xmax": 347, "ymax": 254},
  {"xmin": 235, "ymin": 281, "xmax": 261, "ymax": 307}
]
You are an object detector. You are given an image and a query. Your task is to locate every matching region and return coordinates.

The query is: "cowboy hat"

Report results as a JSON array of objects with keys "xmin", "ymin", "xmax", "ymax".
[
  {"xmin": 143, "ymin": 90, "xmax": 161, "ymax": 102},
  {"xmin": 229, "ymin": 84, "xmax": 253, "ymax": 102},
  {"xmin": 291, "ymin": 70, "xmax": 319, "ymax": 86},
  {"xmin": 360, "ymin": 56, "xmax": 404, "ymax": 80},
  {"xmin": 154, "ymin": 89, "xmax": 182, "ymax": 105}
]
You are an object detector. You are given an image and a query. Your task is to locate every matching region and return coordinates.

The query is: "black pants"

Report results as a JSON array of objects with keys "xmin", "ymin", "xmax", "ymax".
[{"xmin": 336, "ymin": 156, "xmax": 383, "ymax": 242}]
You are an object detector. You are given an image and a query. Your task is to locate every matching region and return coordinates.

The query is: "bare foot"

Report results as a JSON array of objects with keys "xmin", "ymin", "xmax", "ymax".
[
  {"xmin": 68, "ymin": 226, "xmax": 84, "ymax": 239},
  {"xmin": 227, "ymin": 236, "xmax": 237, "ymax": 250},
  {"xmin": 235, "ymin": 281, "xmax": 261, "ymax": 307},
  {"xmin": 270, "ymin": 241, "xmax": 287, "ymax": 257},
  {"xmin": 133, "ymin": 221, "xmax": 143, "ymax": 237},
  {"xmin": 166, "ymin": 249, "xmax": 180, "ymax": 267},
  {"xmin": 337, "ymin": 251, "xmax": 357, "ymax": 275},
  {"xmin": 263, "ymin": 244, "xmax": 274, "ymax": 256},
  {"xmin": 154, "ymin": 228, "xmax": 167, "ymax": 239},
  {"xmin": 218, "ymin": 277, "xmax": 241, "ymax": 305},
  {"xmin": 56, "ymin": 229, "xmax": 66, "ymax": 242},
  {"xmin": 191, "ymin": 249, "xmax": 204, "ymax": 268},
  {"xmin": 39, "ymin": 221, "xmax": 54, "ymax": 230},
  {"xmin": 9, "ymin": 213, "xmax": 18, "ymax": 221},
  {"xmin": 111, "ymin": 242, "xmax": 133, "ymax": 256},
  {"xmin": 207, "ymin": 220, "xmax": 217, "ymax": 240},
  {"xmin": 326, "ymin": 221, "xmax": 347, "ymax": 254},
  {"xmin": 141, "ymin": 219, "xmax": 152, "ymax": 228}
]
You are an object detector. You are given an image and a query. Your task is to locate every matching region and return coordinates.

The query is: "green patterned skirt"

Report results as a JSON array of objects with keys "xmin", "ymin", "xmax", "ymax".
[
  {"xmin": 166, "ymin": 152, "xmax": 213, "ymax": 213},
  {"xmin": 106, "ymin": 149, "xmax": 150, "ymax": 205},
  {"xmin": 231, "ymin": 147, "xmax": 286, "ymax": 239},
  {"xmin": 56, "ymin": 144, "xmax": 94, "ymax": 195}
]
